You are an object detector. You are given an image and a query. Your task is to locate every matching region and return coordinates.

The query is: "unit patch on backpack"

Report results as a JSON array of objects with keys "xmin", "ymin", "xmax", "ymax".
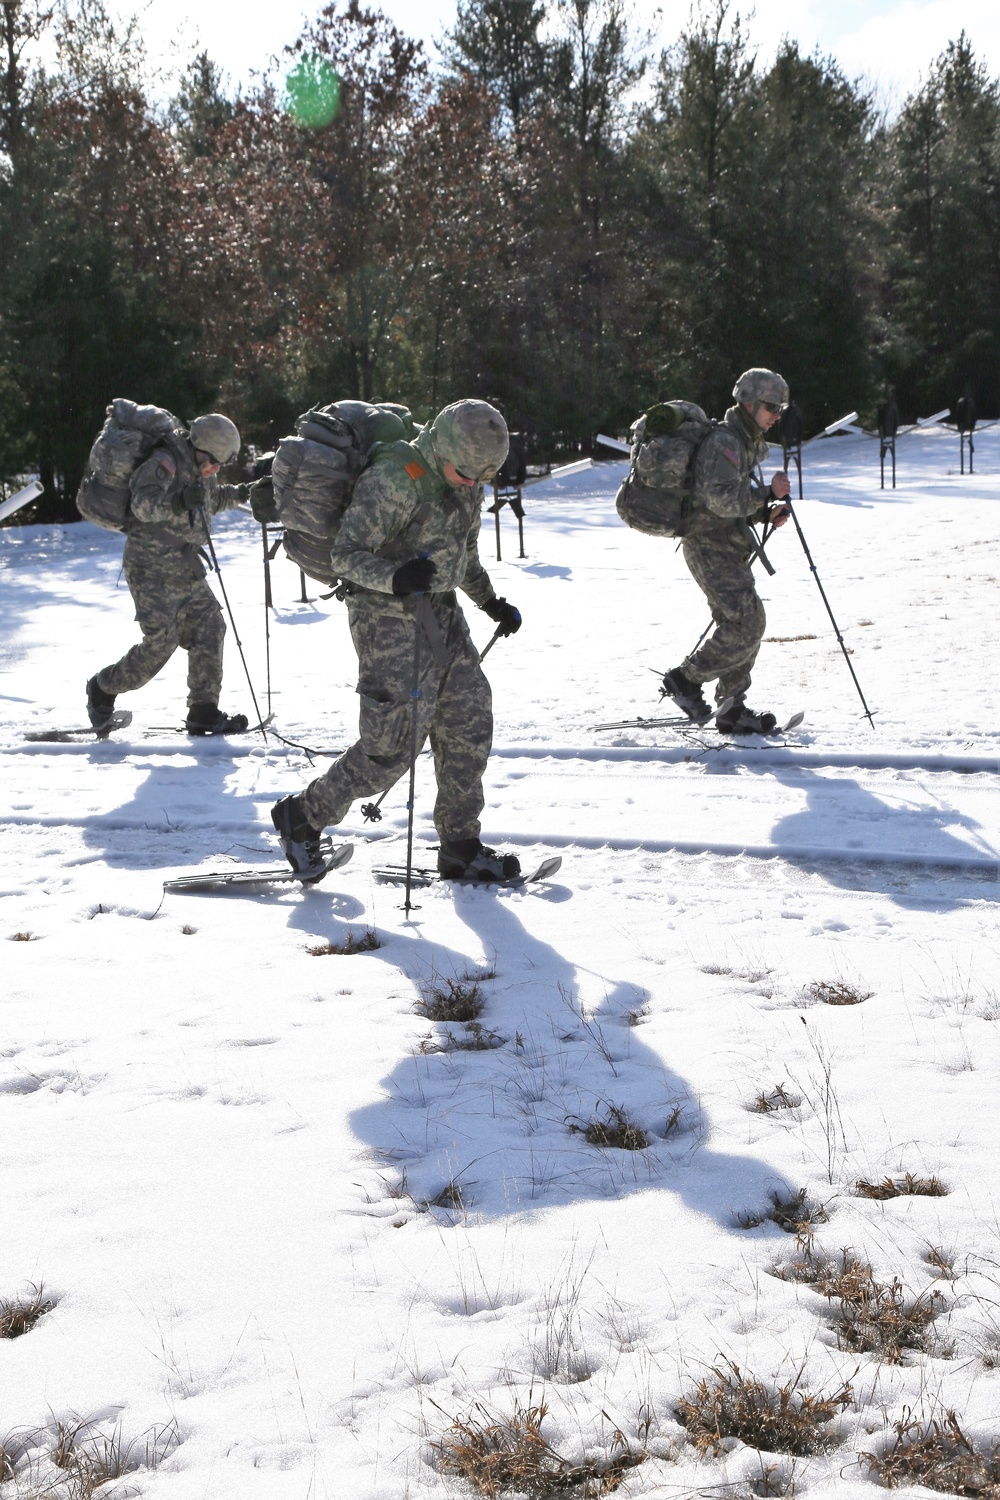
[
  {"xmin": 272, "ymin": 401, "xmax": 416, "ymax": 586},
  {"xmin": 615, "ymin": 400, "xmax": 715, "ymax": 539},
  {"xmin": 76, "ymin": 399, "xmax": 193, "ymax": 533}
]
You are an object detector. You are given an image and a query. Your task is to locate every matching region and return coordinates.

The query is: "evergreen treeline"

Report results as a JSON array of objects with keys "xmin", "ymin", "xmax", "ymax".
[{"xmin": 1, "ymin": 0, "xmax": 997, "ymax": 521}]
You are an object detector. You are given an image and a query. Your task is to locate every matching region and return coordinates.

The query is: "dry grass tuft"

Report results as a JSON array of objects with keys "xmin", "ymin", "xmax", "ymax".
[
  {"xmin": 416, "ymin": 973, "xmax": 486, "ymax": 1023},
  {"xmin": 806, "ymin": 979, "xmax": 872, "ymax": 1006},
  {"xmin": 753, "ymin": 1084, "xmax": 800, "ymax": 1113},
  {"xmin": 0, "ymin": 1432, "xmax": 23, "ymax": 1483},
  {"xmin": 0, "ymin": 1284, "xmax": 54, "ymax": 1339},
  {"xmin": 574, "ymin": 1105, "xmax": 650, "ymax": 1151},
  {"xmin": 740, "ymin": 1189, "xmax": 828, "ymax": 1234},
  {"xmin": 772, "ymin": 1245, "xmax": 869, "ymax": 1288},
  {"xmin": 826, "ymin": 1271, "xmax": 943, "ymax": 1363},
  {"xmin": 435, "ymin": 1397, "xmax": 645, "ymax": 1497},
  {"xmin": 10, "ymin": 931, "xmax": 36, "ymax": 941},
  {"xmin": 925, "ymin": 1246, "xmax": 958, "ymax": 1280},
  {"xmin": 772, "ymin": 1248, "xmax": 944, "ymax": 1362},
  {"xmin": 676, "ymin": 1359, "xmax": 852, "ymax": 1457},
  {"xmin": 419, "ymin": 1021, "xmax": 505, "ymax": 1053},
  {"xmin": 47, "ymin": 1418, "xmax": 177, "ymax": 1498},
  {"xmin": 748, "ymin": 1458, "xmax": 798, "ymax": 1496},
  {"xmin": 428, "ymin": 1181, "xmax": 465, "ymax": 1211},
  {"xmin": 307, "ymin": 928, "xmax": 381, "ymax": 956},
  {"xmin": 863, "ymin": 1407, "xmax": 1000, "ymax": 1495},
  {"xmin": 856, "ymin": 1173, "xmax": 948, "ymax": 1200}
]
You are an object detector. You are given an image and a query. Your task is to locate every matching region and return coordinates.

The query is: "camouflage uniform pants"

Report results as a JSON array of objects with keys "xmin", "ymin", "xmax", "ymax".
[
  {"xmin": 681, "ymin": 534, "xmax": 765, "ymax": 706},
  {"xmin": 96, "ymin": 537, "xmax": 226, "ymax": 707},
  {"xmin": 303, "ymin": 595, "xmax": 493, "ymax": 844}
]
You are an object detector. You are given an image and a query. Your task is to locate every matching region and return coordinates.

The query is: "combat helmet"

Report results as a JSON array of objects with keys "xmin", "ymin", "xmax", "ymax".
[
  {"xmin": 733, "ymin": 369, "xmax": 789, "ymax": 407},
  {"xmin": 188, "ymin": 413, "xmax": 241, "ymax": 465},
  {"xmin": 429, "ymin": 400, "xmax": 509, "ymax": 482}
]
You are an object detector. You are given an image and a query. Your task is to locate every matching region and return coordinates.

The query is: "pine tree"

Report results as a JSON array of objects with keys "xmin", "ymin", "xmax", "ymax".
[{"xmin": 887, "ymin": 34, "xmax": 1000, "ymax": 414}]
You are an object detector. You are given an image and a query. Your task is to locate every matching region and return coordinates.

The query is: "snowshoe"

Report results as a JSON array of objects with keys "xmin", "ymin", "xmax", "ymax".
[
  {"xmin": 86, "ymin": 675, "xmax": 118, "ymax": 734},
  {"xmin": 437, "ymin": 839, "xmax": 521, "ymax": 882},
  {"xmin": 660, "ymin": 668, "xmax": 712, "ymax": 723},
  {"xmin": 271, "ymin": 793, "xmax": 328, "ymax": 879},
  {"xmin": 185, "ymin": 702, "xmax": 250, "ymax": 736},
  {"xmin": 716, "ymin": 702, "xmax": 778, "ymax": 736}
]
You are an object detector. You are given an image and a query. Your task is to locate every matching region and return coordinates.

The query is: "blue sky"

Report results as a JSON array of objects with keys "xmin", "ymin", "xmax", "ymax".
[{"xmin": 136, "ymin": 0, "xmax": 1000, "ymax": 112}]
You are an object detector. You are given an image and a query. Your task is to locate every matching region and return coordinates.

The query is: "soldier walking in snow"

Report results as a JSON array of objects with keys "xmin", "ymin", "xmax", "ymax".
[
  {"xmin": 86, "ymin": 413, "xmax": 266, "ymax": 736},
  {"xmin": 270, "ymin": 399, "xmax": 523, "ymax": 882},
  {"xmin": 660, "ymin": 368, "xmax": 792, "ymax": 734}
]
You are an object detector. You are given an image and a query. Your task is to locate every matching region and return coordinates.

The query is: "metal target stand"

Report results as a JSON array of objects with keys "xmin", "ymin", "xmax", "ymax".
[
  {"xmin": 487, "ymin": 432, "xmax": 528, "ymax": 562},
  {"xmin": 878, "ymin": 392, "xmax": 899, "ymax": 490}
]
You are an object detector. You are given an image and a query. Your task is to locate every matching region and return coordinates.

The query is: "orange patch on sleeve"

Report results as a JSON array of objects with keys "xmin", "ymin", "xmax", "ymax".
[{"xmin": 404, "ymin": 461, "xmax": 426, "ymax": 480}]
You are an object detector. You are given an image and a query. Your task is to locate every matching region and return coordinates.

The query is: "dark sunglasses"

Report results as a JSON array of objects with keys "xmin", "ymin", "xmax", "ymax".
[{"xmin": 761, "ymin": 401, "xmax": 783, "ymax": 415}]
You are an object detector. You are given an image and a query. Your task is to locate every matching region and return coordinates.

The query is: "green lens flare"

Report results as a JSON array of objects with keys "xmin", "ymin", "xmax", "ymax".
[{"xmin": 284, "ymin": 54, "xmax": 341, "ymax": 129}]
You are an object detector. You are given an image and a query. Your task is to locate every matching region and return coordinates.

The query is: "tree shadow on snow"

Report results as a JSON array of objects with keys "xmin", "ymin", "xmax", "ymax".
[{"xmin": 348, "ymin": 885, "xmax": 798, "ymax": 1234}]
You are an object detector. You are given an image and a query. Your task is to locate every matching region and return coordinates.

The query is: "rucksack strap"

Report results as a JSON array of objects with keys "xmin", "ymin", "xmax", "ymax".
[
  {"xmin": 739, "ymin": 518, "xmax": 776, "ymax": 576},
  {"xmin": 129, "ymin": 524, "xmax": 209, "ymax": 578}
]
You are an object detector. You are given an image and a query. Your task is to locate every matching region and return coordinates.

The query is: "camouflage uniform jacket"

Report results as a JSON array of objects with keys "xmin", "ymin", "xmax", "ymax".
[
  {"xmin": 329, "ymin": 426, "xmax": 495, "ymax": 614},
  {"xmin": 686, "ymin": 406, "xmax": 771, "ymax": 547},
  {"xmin": 127, "ymin": 445, "xmax": 247, "ymax": 549}
]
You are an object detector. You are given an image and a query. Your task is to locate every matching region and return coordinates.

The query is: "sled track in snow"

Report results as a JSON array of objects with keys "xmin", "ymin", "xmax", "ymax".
[
  {"xmin": 489, "ymin": 829, "xmax": 999, "ymax": 879},
  {"xmin": 492, "ymin": 744, "xmax": 1000, "ymax": 776},
  {"xmin": 5, "ymin": 736, "xmax": 997, "ymax": 778}
]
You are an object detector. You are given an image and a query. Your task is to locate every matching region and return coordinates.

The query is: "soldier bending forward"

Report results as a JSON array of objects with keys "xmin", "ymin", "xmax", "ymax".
[
  {"xmin": 271, "ymin": 400, "xmax": 523, "ymax": 881},
  {"xmin": 660, "ymin": 368, "xmax": 792, "ymax": 734},
  {"xmin": 86, "ymin": 414, "xmax": 256, "ymax": 736}
]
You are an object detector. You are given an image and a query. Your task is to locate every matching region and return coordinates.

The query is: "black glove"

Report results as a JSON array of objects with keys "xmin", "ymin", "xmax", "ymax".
[
  {"xmin": 481, "ymin": 596, "xmax": 522, "ymax": 636},
  {"xmin": 171, "ymin": 482, "xmax": 204, "ymax": 516},
  {"xmin": 392, "ymin": 556, "xmax": 437, "ymax": 596},
  {"xmin": 249, "ymin": 476, "xmax": 279, "ymax": 525}
]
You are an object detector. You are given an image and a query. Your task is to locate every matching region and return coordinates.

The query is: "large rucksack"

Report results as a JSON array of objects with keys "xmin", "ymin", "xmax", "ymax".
[
  {"xmin": 272, "ymin": 400, "xmax": 417, "ymax": 586},
  {"xmin": 615, "ymin": 400, "xmax": 715, "ymax": 538},
  {"xmin": 76, "ymin": 399, "xmax": 195, "ymax": 532}
]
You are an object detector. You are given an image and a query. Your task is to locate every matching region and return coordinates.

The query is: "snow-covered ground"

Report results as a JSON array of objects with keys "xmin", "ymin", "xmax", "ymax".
[{"xmin": 1, "ymin": 424, "xmax": 998, "ymax": 1499}]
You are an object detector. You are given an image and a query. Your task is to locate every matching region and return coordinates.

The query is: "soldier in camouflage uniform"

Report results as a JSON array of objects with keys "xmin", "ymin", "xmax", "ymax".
[
  {"xmin": 271, "ymin": 399, "xmax": 523, "ymax": 882},
  {"xmin": 86, "ymin": 414, "xmax": 262, "ymax": 735},
  {"xmin": 661, "ymin": 369, "xmax": 792, "ymax": 734}
]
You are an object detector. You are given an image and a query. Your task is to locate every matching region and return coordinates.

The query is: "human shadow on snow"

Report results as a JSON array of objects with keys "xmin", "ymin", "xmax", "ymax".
[
  {"xmin": 347, "ymin": 885, "xmax": 799, "ymax": 1235},
  {"xmin": 74, "ymin": 746, "xmax": 359, "ymax": 917},
  {"xmin": 762, "ymin": 761, "xmax": 999, "ymax": 910}
]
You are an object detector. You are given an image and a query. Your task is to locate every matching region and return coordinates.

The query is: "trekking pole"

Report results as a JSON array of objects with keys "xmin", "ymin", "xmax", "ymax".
[
  {"xmin": 261, "ymin": 523, "xmax": 273, "ymax": 715},
  {"xmin": 402, "ymin": 594, "xmax": 427, "ymax": 914},
  {"xmin": 685, "ymin": 500, "xmax": 776, "ymax": 662},
  {"xmin": 197, "ymin": 509, "xmax": 270, "ymax": 737},
  {"xmin": 479, "ymin": 626, "xmax": 503, "ymax": 663},
  {"xmin": 786, "ymin": 501, "xmax": 876, "ymax": 730}
]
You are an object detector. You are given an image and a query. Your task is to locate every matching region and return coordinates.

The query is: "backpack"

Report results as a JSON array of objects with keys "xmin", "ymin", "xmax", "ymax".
[
  {"xmin": 76, "ymin": 399, "xmax": 194, "ymax": 532},
  {"xmin": 272, "ymin": 400, "xmax": 417, "ymax": 585},
  {"xmin": 615, "ymin": 400, "xmax": 715, "ymax": 538}
]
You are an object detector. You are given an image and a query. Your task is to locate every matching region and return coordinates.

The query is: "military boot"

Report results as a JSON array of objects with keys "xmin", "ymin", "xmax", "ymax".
[
  {"xmin": 660, "ymin": 668, "xmax": 712, "ymax": 723},
  {"xmin": 86, "ymin": 675, "xmax": 117, "ymax": 733},
  {"xmin": 716, "ymin": 702, "xmax": 777, "ymax": 735},
  {"xmin": 438, "ymin": 838, "xmax": 521, "ymax": 882},
  {"xmin": 185, "ymin": 702, "xmax": 250, "ymax": 736},
  {"xmin": 271, "ymin": 794, "xmax": 327, "ymax": 877}
]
